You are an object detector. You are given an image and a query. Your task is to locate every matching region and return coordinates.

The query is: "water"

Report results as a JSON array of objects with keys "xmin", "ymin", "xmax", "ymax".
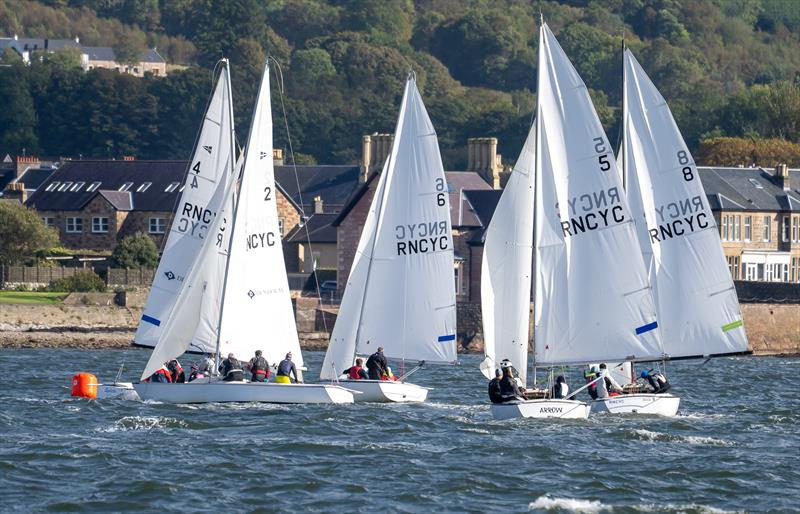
[{"xmin": 0, "ymin": 349, "xmax": 798, "ymax": 513}]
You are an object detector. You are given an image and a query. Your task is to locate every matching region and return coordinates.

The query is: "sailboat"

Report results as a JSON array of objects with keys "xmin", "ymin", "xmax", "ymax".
[
  {"xmin": 488, "ymin": 22, "xmax": 668, "ymax": 420},
  {"xmin": 605, "ymin": 48, "xmax": 749, "ymax": 414},
  {"xmin": 319, "ymin": 73, "xmax": 457, "ymax": 403},
  {"xmin": 133, "ymin": 62, "xmax": 354, "ymax": 404}
]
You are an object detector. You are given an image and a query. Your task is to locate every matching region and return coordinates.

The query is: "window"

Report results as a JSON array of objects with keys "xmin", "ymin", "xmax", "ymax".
[
  {"xmin": 136, "ymin": 182, "xmax": 152, "ymax": 193},
  {"xmin": 745, "ymin": 263, "xmax": 757, "ymax": 281},
  {"xmin": 149, "ymin": 217, "xmax": 166, "ymax": 234},
  {"xmin": 66, "ymin": 217, "xmax": 83, "ymax": 233},
  {"xmin": 734, "ymin": 216, "xmax": 741, "ymax": 241},
  {"xmin": 165, "ymin": 182, "xmax": 180, "ymax": 193},
  {"xmin": 721, "ymin": 215, "xmax": 728, "ymax": 241},
  {"xmin": 763, "ymin": 216, "xmax": 771, "ymax": 242},
  {"xmin": 278, "ymin": 218, "xmax": 284, "ymax": 236},
  {"xmin": 792, "ymin": 257, "xmax": 800, "ymax": 283},
  {"xmin": 119, "ymin": 182, "xmax": 133, "ymax": 192},
  {"xmin": 748, "ymin": 178, "xmax": 764, "ymax": 189},
  {"xmin": 454, "ymin": 261, "xmax": 467, "ymax": 296},
  {"xmin": 92, "ymin": 216, "xmax": 108, "ymax": 233},
  {"xmin": 41, "ymin": 217, "xmax": 55, "ymax": 227},
  {"xmin": 793, "ymin": 216, "xmax": 800, "ymax": 243},
  {"xmin": 728, "ymin": 216, "xmax": 735, "ymax": 241},
  {"xmin": 45, "ymin": 181, "xmax": 60, "ymax": 192},
  {"xmin": 726, "ymin": 255, "xmax": 740, "ymax": 280},
  {"xmin": 783, "ymin": 216, "xmax": 790, "ymax": 243},
  {"xmin": 744, "ymin": 216, "xmax": 752, "ymax": 242},
  {"xmin": 57, "ymin": 181, "xmax": 73, "ymax": 192},
  {"xmin": 70, "ymin": 181, "xmax": 85, "ymax": 192},
  {"xmin": 86, "ymin": 181, "xmax": 101, "ymax": 192}
]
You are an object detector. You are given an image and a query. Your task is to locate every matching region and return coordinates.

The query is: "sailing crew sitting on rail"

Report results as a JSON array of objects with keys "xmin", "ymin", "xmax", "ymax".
[
  {"xmin": 500, "ymin": 359, "xmax": 525, "ymax": 389},
  {"xmin": 247, "ymin": 350, "xmax": 270, "ymax": 382},
  {"xmin": 167, "ymin": 359, "xmax": 185, "ymax": 383},
  {"xmin": 343, "ymin": 358, "xmax": 368, "ymax": 380},
  {"xmin": 499, "ymin": 366, "xmax": 525, "ymax": 403},
  {"xmin": 146, "ymin": 363, "xmax": 172, "ymax": 383},
  {"xmin": 584, "ymin": 367, "xmax": 599, "ymax": 399},
  {"xmin": 366, "ymin": 345, "xmax": 388, "ymax": 380},
  {"xmin": 595, "ymin": 363, "xmax": 624, "ymax": 398},
  {"xmin": 640, "ymin": 369, "xmax": 671, "ymax": 394},
  {"xmin": 219, "ymin": 353, "xmax": 244, "ymax": 382},
  {"xmin": 488, "ymin": 369, "xmax": 504, "ymax": 404},
  {"xmin": 381, "ymin": 367, "xmax": 398, "ymax": 381},
  {"xmin": 276, "ymin": 352, "xmax": 299, "ymax": 384},
  {"xmin": 199, "ymin": 353, "xmax": 215, "ymax": 375},
  {"xmin": 551, "ymin": 375, "xmax": 569, "ymax": 399}
]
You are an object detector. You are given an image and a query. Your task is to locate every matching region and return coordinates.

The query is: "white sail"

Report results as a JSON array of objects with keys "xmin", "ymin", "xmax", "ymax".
[
  {"xmin": 320, "ymin": 159, "xmax": 390, "ymax": 380},
  {"xmin": 480, "ymin": 127, "xmax": 535, "ymax": 384},
  {"xmin": 217, "ymin": 64, "xmax": 303, "ymax": 368},
  {"xmin": 135, "ymin": 61, "xmax": 235, "ymax": 349},
  {"xmin": 533, "ymin": 24, "xmax": 663, "ymax": 366},
  {"xmin": 622, "ymin": 49, "xmax": 747, "ymax": 358}
]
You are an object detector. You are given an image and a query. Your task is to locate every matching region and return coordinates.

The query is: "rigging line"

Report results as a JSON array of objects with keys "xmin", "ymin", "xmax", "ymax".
[{"xmin": 270, "ymin": 56, "xmax": 329, "ymax": 334}]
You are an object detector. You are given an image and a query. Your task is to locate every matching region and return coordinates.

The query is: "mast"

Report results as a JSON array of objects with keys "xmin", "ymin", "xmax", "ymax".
[
  {"xmin": 213, "ymin": 58, "xmax": 240, "ymax": 374},
  {"xmin": 620, "ymin": 33, "xmax": 627, "ymax": 191},
  {"xmin": 529, "ymin": 16, "xmax": 543, "ymax": 387}
]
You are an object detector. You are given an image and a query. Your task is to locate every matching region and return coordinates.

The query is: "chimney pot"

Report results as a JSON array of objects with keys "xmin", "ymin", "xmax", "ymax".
[
  {"xmin": 776, "ymin": 163, "xmax": 790, "ymax": 191},
  {"xmin": 313, "ymin": 195, "xmax": 324, "ymax": 214}
]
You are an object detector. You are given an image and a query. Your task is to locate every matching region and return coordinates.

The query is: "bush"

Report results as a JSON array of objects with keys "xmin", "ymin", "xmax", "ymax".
[
  {"xmin": 47, "ymin": 270, "xmax": 106, "ymax": 292},
  {"xmin": 112, "ymin": 232, "xmax": 159, "ymax": 269}
]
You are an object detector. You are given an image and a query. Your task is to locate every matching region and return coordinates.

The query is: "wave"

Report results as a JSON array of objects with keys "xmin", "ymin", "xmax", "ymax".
[
  {"xmin": 631, "ymin": 429, "xmax": 735, "ymax": 447},
  {"xmin": 97, "ymin": 416, "xmax": 190, "ymax": 432},
  {"xmin": 529, "ymin": 495, "xmax": 608, "ymax": 513}
]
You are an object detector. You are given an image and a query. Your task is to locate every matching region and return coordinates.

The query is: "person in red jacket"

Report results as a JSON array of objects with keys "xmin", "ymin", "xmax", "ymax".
[
  {"xmin": 146, "ymin": 363, "xmax": 172, "ymax": 383},
  {"xmin": 343, "ymin": 358, "xmax": 368, "ymax": 380}
]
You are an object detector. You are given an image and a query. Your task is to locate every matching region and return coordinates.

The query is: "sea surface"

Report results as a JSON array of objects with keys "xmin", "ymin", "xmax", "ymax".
[{"xmin": 0, "ymin": 349, "xmax": 797, "ymax": 513}]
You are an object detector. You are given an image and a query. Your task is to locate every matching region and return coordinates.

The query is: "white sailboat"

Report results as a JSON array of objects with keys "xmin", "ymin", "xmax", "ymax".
[
  {"xmin": 320, "ymin": 73, "xmax": 457, "ymax": 403},
  {"xmin": 133, "ymin": 62, "xmax": 353, "ymax": 404},
  {"xmin": 606, "ymin": 48, "xmax": 749, "ymax": 414},
  {"xmin": 489, "ymin": 22, "xmax": 669, "ymax": 420}
]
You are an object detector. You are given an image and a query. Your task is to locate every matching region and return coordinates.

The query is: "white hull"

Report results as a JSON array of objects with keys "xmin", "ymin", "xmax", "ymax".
[
  {"xmin": 133, "ymin": 380, "xmax": 354, "ymax": 404},
  {"xmin": 97, "ymin": 382, "xmax": 140, "ymax": 401},
  {"xmin": 335, "ymin": 380, "xmax": 429, "ymax": 403},
  {"xmin": 491, "ymin": 399, "xmax": 590, "ymax": 420},
  {"xmin": 590, "ymin": 393, "xmax": 680, "ymax": 416}
]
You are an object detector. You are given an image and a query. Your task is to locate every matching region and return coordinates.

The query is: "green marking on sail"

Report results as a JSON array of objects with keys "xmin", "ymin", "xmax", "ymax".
[{"xmin": 721, "ymin": 319, "xmax": 743, "ymax": 332}]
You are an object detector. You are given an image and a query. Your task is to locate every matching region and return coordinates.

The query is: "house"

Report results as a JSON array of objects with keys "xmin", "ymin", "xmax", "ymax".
[
  {"xmin": 0, "ymin": 35, "xmax": 167, "ymax": 77},
  {"xmin": 0, "ymin": 155, "xmax": 59, "ymax": 201}
]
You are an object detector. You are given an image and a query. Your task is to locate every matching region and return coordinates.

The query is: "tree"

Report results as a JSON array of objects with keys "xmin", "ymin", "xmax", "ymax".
[
  {"xmin": 0, "ymin": 61, "xmax": 39, "ymax": 156},
  {"xmin": 112, "ymin": 232, "xmax": 159, "ymax": 268},
  {"xmin": 696, "ymin": 137, "xmax": 800, "ymax": 167},
  {"xmin": 0, "ymin": 202, "xmax": 58, "ymax": 265}
]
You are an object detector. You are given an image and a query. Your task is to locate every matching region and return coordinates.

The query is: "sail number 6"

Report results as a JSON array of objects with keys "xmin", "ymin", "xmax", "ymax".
[
  {"xmin": 593, "ymin": 137, "xmax": 610, "ymax": 172},
  {"xmin": 435, "ymin": 178, "xmax": 446, "ymax": 206}
]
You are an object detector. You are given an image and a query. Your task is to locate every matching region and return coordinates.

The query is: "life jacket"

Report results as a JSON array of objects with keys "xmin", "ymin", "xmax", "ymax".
[
  {"xmin": 149, "ymin": 367, "xmax": 172, "ymax": 383},
  {"xmin": 348, "ymin": 366, "xmax": 364, "ymax": 380},
  {"xmin": 250, "ymin": 356, "xmax": 269, "ymax": 376},
  {"xmin": 167, "ymin": 361, "xmax": 183, "ymax": 383}
]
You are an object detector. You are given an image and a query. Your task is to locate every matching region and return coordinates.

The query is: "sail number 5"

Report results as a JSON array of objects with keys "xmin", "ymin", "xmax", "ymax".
[
  {"xmin": 435, "ymin": 177, "xmax": 446, "ymax": 207},
  {"xmin": 677, "ymin": 150, "xmax": 693, "ymax": 182},
  {"xmin": 592, "ymin": 137, "xmax": 610, "ymax": 172}
]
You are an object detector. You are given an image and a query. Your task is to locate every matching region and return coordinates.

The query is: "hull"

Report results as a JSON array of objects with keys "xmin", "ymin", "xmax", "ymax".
[
  {"xmin": 590, "ymin": 393, "xmax": 680, "ymax": 416},
  {"xmin": 133, "ymin": 380, "xmax": 354, "ymax": 404},
  {"xmin": 97, "ymin": 382, "xmax": 140, "ymax": 401},
  {"xmin": 491, "ymin": 399, "xmax": 590, "ymax": 420},
  {"xmin": 335, "ymin": 380, "xmax": 429, "ymax": 403}
]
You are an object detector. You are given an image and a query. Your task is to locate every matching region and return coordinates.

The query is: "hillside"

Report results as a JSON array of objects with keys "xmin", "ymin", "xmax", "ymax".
[{"xmin": 1, "ymin": 0, "xmax": 799, "ymax": 169}]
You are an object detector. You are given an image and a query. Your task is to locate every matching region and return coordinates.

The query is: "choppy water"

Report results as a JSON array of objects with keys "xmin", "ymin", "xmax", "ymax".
[{"xmin": 0, "ymin": 349, "xmax": 798, "ymax": 513}]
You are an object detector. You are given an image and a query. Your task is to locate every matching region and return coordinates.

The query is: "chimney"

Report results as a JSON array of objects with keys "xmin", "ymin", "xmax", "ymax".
[
  {"xmin": 122, "ymin": 156, "xmax": 135, "ymax": 161},
  {"xmin": 775, "ymin": 163, "xmax": 790, "ymax": 191},
  {"xmin": 360, "ymin": 133, "xmax": 394, "ymax": 183},
  {"xmin": 467, "ymin": 138, "xmax": 502, "ymax": 189},
  {"xmin": 272, "ymin": 148, "xmax": 284, "ymax": 166},
  {"xmin": 15, "ymin": 155, "xmax": 40, "ymax": 179},
  {"xmin": 5, "ymin": 182, "xmax": 27, "ymax": 204},
  {"xmin": 313, "ymin": 195, "xmax": 324, "ymax": 214}
]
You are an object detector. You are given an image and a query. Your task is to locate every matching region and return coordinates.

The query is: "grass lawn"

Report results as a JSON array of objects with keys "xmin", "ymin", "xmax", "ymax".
[{"xmin": 0, "ymin": 291, "xmax": 69, "ymax": 305}]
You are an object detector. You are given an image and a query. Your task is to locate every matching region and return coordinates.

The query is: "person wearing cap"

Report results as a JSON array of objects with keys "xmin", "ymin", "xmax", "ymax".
[
  {"xmin": 219, "ymin": 353, "xmax": 244, "ymax": 381},
  {"xmin": 499, "ymin": 366, "xmax": 525, "ymax": 402},
  {"xmin": 640, "ymin": 369, "xmax": 671, "ymax": 394},
  {"xmin": 500, "ymin": 359, "xmax": 524, "ymax": 389},
  {"xmin": 246, "ymin": 350, "xmax": 270, "ymax": 383},
  {"xmin": 365, "ymin": 345, "xmax": 388, "ymax": 380},
  {"xmin": 276, "ymin": 352, "xmax": 299, "ymax": 384},
  {"xmin": 487, "ymin": 369, "xmax": 504, "ymax": 404}
]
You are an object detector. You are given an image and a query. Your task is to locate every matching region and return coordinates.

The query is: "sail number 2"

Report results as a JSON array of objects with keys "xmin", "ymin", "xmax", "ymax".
[
  {"xmin": 677, "ymin": 151, "xmax": 694, "ymax": 181},
  {"xmin": 592, "ymin": 137, "xmax": 611, "ymax": 172},
  {"xmin": 435, "ymin": 178, "xmax": 446, "ymax": 206}
]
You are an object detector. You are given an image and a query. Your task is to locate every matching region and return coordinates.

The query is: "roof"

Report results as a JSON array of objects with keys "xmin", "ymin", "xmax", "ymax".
[
  {"xmin": 98, "ymin": 190, "xmax": 133, "ymax": 210},
  {"xmin": 462, "ymin": 190, "xmax": 503, "ymax": 244},
  {"xmin": 698, "ymin": 167, "xmax": 800, "ymax": 212},
  {"xmin": 274, "ymin": 165, "xmax": 360, "ymax": 213},
  {"xmin": 82, "ymin": 46, "xmax": 116, "ymax": 61},
  {"xmin": 3, "ymin": 38, "xmax": 80, "ymax": 52},
  {"xmin": 26, "ymin": 160, "xmax": 188, "ymax": 212},
  {"xmin": 12, "ymin": 167, "xmax": 57, "ymax": 191},
  {"xmin": 141, "ymin": 48, "xmax": 165, "ymax": 63},
  {"xmin": 285, "ymin": 213, "xmax": 338, "ymax": 244}
]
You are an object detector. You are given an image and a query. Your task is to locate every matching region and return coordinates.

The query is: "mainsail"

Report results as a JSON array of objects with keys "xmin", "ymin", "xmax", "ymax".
[
  {"xmin": 621, "ymin": 49, "xmax": 747, "ymax": 359},
  {"xmin": 480, "ymin": 127, "xmax": 536, "ymax": 384},
  {"xmin": 135, "ymin": 60, "xmax": 235, "ymax": 349},
  {"xmin": 320, "ymin": 75, "xmax": 456, "ymax": 378},
  {"xmin": 533, "ymin": 24, "xmax": 663, "ymax": 366}
]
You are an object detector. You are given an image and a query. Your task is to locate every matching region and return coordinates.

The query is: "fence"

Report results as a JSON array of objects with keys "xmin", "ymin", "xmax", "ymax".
[
  {"xmin": 0, "ymin": 265, "xmax": 156, "ymax": 287},
  {"xmin": 106, "ymin": 268, "xmax": 155, "ymax": 287}
]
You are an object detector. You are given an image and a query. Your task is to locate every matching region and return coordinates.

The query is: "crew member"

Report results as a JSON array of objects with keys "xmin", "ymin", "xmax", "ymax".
[
  {"xmin": 488, "ymin": 369, "xmax": 504, "ymax": 404},
  {"xmin": 219, "ymin": 353, "xmax": 244, "ymax": 382},
  {"xmin": 551, "ymin": 375, "xmax": 569, "ymax": 399},
  {"xmin": 167, "ymin": 359, "xmax": 184, "ymax": 383},
  {"xmin": 343, "ymin": 358, "xmax": 368, "ymax": 380},
  {"xmin": 596, "ymin": 363, "xmax": 623, "ymax": 398},
  {"xmin": 382, "ymin": 367, "xmax": 398, "ymax": 381},
  {"xmin": 640, "ymin": 369, "xmax": 671, "ymax": 394},
  {"xmin": 366, "ymin": 346, "xmax": 388, "ymax": 380},
  {"xmin": 147, "ymin": 363, "xmax": 172, "ymax": 383},
  {"xmin": 276, "ymin": 352, "xmax": 299, "ymax": 384},
  {"xmin": 584, "ymin": 367, "xmax": 599, "ymax": 400},
  {"xmin": 247, "ymin": 350, "xmax": 270, "ymax": 382},
  {"xmin": 499, "ymin": 366, "xmax": 525, "ymax": 403}
]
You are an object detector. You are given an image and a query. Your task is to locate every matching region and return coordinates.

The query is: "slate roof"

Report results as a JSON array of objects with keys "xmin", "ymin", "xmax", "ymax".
[
  {"xmin": 0, "ymin": 37, "xmax": 165, "ymax": 64},
  {"xmin": 98, "ymin": 190, "xmax": 133, "ymax": 210},
  {"xmin": 26, "ymin": 160, "xmax": 188, "ymax": 212},
  {"xmin": 274, "ymin": 165, "xmax": 360, "ymax": 214},
  {"xmin": 462, "ymin": 190, "xmax": 503, "ymax": 244},
  {"xmin": 82, "ymin": 46, "xmax": 116, "ymax": 61},
  {"xmin": 698, "ymin": 167, "xmax": 800, "ymax": 212},
  {"xmin": 285, "ymin": 213, "xmax": 338, "ymax": 244},
  {"xmin": 141, "ymin": 48, "xmax": 165, "ymax": 63},
  {"xmin": 12, "ymin": 167, "xmax": 57, "ymax": 191}
]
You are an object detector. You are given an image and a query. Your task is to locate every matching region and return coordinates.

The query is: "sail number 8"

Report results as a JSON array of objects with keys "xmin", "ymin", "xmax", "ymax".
[
  {"xmin": 592, "ymin": 137, "xmax": 610, "ymax": 172},
  {"xmin": 436, "ymin": 177, "xmax": 446, "ymax": 207},
  {"xmin": 677, "ymin": 150, "xmax": 693, "ymax": 181}
]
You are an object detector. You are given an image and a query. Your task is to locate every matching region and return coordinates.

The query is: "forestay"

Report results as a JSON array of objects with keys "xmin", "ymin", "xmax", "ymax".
[
  {"xmin": 533, "ymin": 24, "xmax": 663, "ymax": 367},
  {"xmin": 480, "ymin": 127, "xmax": 535, "ymax": 384},
  {"xmin": 621, "ymin": 49, "xmax": 747, "ymax": 358},
  {"xmin": 217, "ymin": 64, "xmax": 303, "ymax": 368},
  {"xmin": 135, "ymin": 61, "xmax": 235, "ymax": 349}
]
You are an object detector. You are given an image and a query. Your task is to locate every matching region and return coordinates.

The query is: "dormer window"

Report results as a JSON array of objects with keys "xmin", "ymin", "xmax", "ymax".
[
  {"xmin": 119, "ymin": 182, "xmax": 133, "ymax": 192},
  {"xmin": 165, "ymin": 182, "xmax": 180, "ymax": 193},
  {"xmin": 86, "ymin": 181, "xmax": 101, "ymax": 192},
  {"xmin": 748, "ymin": 178, "xmax": 764, "ymax": 189},
  {"xmin": 136, "ymin": 182, "xmax": 152, "ymax": 193}
]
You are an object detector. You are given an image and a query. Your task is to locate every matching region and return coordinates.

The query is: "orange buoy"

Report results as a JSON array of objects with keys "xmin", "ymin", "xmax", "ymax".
[{"xmin": 71, "ymin": 372, "xmax": 98, "ymax": 398}]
